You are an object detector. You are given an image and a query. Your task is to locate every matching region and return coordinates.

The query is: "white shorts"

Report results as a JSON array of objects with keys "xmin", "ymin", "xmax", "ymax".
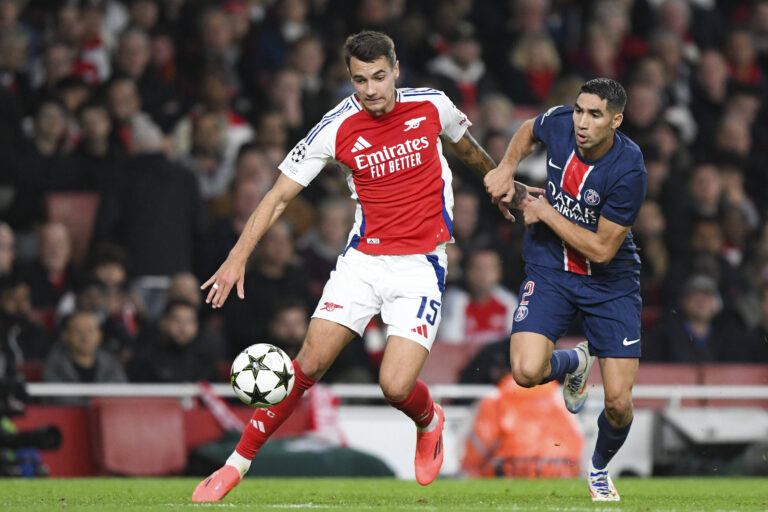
[{"xmin": 312, "ymin": 244, "xmax": 448, "ymax": 351}]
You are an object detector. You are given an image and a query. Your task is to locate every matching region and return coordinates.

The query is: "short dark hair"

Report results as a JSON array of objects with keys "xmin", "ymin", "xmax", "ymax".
[
  {"xmin": 579, "ymin": 78, "xmax": 627, "ymax": 113},
  {"xmin": 343, "ymin": 30, "xmax": 396, "ymax": 69}
]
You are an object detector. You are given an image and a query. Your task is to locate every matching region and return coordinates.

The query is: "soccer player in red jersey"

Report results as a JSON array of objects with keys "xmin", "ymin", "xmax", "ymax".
[{"xmin": 192, "ymin": 31, "xmax": 541, "ymax": 502}]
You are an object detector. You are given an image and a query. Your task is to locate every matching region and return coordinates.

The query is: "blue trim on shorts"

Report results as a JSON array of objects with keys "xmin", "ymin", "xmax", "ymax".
[{"xmin": 425, "ymin": 254, "xmax": 446, "ymax": 295}]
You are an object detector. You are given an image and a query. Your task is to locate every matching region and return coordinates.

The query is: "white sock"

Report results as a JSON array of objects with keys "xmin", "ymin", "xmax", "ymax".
[
  {"xmin": 417, "ymin": 409, "xmax": 439, "ymax": 433},
  {"xmin": 226, "ymin": 451, "xmax": 251, "ymax": 477}
]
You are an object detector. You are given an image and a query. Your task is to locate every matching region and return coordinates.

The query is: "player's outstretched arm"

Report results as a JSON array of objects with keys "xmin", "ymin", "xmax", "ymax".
[
  {"xmin": 448, "ymin": 129, "xmax": 543, "ymax": 221},
  {"xmin": 484, "ymin": 118, "xmax": 539, "ymax": 205},
  {"xmin": 524, "ymin": 197, "xmax": 630, "ymax": 264},
  {"xmin": 202, "ymin": 174, "xmax": 305, "ymax": 308},
  {"xmin": 446, "ymin": 130, "xmax": 496, "ymax": 177}
]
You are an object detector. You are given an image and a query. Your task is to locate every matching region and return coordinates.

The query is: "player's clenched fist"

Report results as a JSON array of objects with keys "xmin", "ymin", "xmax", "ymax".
[{"xmin": 523, "ymin": 195, "xmax": 552, "ymax": 225}]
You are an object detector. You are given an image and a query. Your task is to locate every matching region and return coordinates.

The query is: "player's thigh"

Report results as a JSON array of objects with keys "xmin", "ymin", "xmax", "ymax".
[
  {"xmin": 581, "ymin": 290, "xmax": 642, "ymax": 358},
  {"xmin": 311, "ymin": 248, "xmax": 382, "ymax": 337},
  {"xmin": 380, "ymin": 250, "xmax": 447, "ymax": 352},
  {"xmin": 510, "ymin": 265, "xmax": 577, "ymax": 346},
  {"xmin": 378, "ymin": 335, "xmax": 430, "ymax": 400},
  {"xmin": 296, "ymin": 318, "xmax": 359, "ymax": 380},
  {"xmin": 598, "ymin": 357, "xmax": 639, "ymax": 423}
]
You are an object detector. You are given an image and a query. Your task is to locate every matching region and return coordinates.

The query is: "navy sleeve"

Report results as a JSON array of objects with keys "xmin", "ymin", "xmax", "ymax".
[
  {"xmin": 600, "ymin": 167, "xmax": 647, "ymax": 227},
  {"xmin": 532, "ymin": 105, "xmax": 572, "ymax": 146}
]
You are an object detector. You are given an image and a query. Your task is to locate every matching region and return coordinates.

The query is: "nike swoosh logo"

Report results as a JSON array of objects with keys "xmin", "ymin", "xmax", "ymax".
[
  {"xmin": 548, "ymin": 158, "xmax": 562, "ymax": 169},
  {"xmin": 622, "ymin": 337, "xmax": 640, "ymax": 346}
]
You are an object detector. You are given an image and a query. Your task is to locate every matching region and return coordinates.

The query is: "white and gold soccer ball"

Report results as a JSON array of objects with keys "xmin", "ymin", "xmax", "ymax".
[{"xmin": 230, "ymin": 343, "xmax": 295, "ymax": 408}]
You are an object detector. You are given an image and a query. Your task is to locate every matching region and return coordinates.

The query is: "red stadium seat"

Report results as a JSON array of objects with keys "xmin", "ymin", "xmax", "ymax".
[
  {"xmin": 44, "ymin": 192, "xmax": 100, "ymax": 266},
  {"xmin": 420, "ymin": 342, "xmax": 484, "ymax": 384},
  {"xmin": 90, "ymin": 398, "xmax": 187, "ymax": 476}
]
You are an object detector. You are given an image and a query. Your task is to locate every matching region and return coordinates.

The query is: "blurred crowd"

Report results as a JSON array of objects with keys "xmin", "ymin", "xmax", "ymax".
[{"xmin": 0, "ymin": 0, "xmax": 767, "ymax": 389}]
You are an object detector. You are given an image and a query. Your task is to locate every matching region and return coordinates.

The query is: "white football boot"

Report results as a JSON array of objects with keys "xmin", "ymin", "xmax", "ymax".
[
  {"xmin": 588, "ymin": 462, "xmax": 620, "ymax": 501},
  {"xmin": 562, "ymin": 341, "xmax": 595, "ymax": 413}
]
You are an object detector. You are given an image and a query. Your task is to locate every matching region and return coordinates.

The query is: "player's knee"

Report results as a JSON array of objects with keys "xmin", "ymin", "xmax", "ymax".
[
  {"xmin": 510, "ymin": 359, "xmax": 544, "ymax": 388},
  {"xmin": 378, "ymin": 375, "xmax": 412, "ymax": 401},
  {"xmin": 294, "ymin": 349, "xmax": 329, "ymax": 381},
  {"xmin": 604, "ymin": 394, "xmax": 632, "ymax": 421}
]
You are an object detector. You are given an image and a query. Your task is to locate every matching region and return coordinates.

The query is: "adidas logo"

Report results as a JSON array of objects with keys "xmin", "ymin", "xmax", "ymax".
[
  {"xmin": 411, "ymin": 324, "xmax": 428, "ymax": 338},
  {"xmin": 350, "ymin": 136, "xmax": 373, "ymax": 153}
]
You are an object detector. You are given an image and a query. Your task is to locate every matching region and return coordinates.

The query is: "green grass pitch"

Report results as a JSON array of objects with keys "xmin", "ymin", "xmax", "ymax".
[{"xmin": 1, "ymin": 477, "xmax": 766, "ymax": 511}]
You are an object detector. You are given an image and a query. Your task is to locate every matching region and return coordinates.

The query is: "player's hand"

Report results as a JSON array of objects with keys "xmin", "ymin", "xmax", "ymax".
[
  {"xmin": 201, "ymin": 255, "xmax": 247, "ymax": 309},
  {"xmin": 484, "ymin": 165, "xmax": 517, "ymax": 204},
  {"xmin": 498, "ymin": 182, "xmax": 546, "ymax": 222},
  {"xmin": 523, "ymin": 195, "xmax": 551, "ymax": 225}
]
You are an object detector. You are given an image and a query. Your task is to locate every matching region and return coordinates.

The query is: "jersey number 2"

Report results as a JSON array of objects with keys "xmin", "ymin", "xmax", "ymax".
[
  {"xmin": 417, "ymin": 296, "xmax": 441, "ymax": 326},
  {"xmin": 520, "ymin": 281, "xmax": 534, "ymax": 305}
]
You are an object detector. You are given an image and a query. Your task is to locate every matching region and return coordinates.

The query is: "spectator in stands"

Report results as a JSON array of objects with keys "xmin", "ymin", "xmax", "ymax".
[
  {"xmin": 42, "ymin": 310, "xmax": 126, "ymax": 389},
  {"xmin": 57, "ymin": 276, "xmax": 133, "ymax": 359},
  {"xmin": 620, "ymin": 81, "xmax": 664, "ymax": 142},
  {"xmin": 263, "ymin": 67, "xmax": 307, "ymax": 141},
  {"xmin": 0, "ymin": 223, "xmax": 15, "ymax": 278},
  {"xmin": 666, "ymin": 217, "xmax": 747, "ymax": 313},
  {"xmin": 634, "ymin": 200, "xmax": 668, "ymax": 326},
  {"xmin": 7, "ymin": 98, "xmax": 79, "ymax": 229},
  {"xmin": 21, "ymin": 222, "xmax": 83, "ymax": 318},
  {"xmin": 502, "ymin": 31, "xmax": 561, "ymax": 106},
  {"xmin": 690, "ymin": 49, "xmax": 730, "ymax": 150},
  {"xmin": 221, "ymin": 219, "xmax": 311, "ymax": 356},
  {"xmin": 438, "ymin": 247, "xmax": 517, "ymax": 345},
  {"xmin": 268, "ymin": 297, "xmax": 310, "ymax": 360},
  {"xmin": 177, "ymin": 110, "xmax": 230, "ymax": 203},
  {"xmin": 0, "ymin": 275, "xmax": 52, "ymax": 361},
  {"xmin": 646, "ymin": 275, "xmax": 752, "ymax": 362},
  {"xmin": 725, "ymin": 27, "xmax": 764, "ymax": 89},
  {"xmin": 665, "ymin": 163, "xmax": 723, "ymax": 256},
  {"xmin": 570, "ymin": 24, "xmax": 622, "ymax": 81},
  {"xmin": 128, "ymin": 299, "xmax": 220, "ymax": 383},
  {"xmin": 648, "ymin": 28, "xmax": 692, "ymax": 108},
  {"xmin": 167, "ymin": 272, "xmax": 202, "ymax": 311},
  {"xmin": 89, "ymin": 244, "xmax": 141, "ymax": 341},
  {"xmin": 114, "ymin": 27, "xmax": 178, "ymax": 132},
  {"xmin": 106, "ymin": 76, "xmax": 163, "ymax": 153},
  {"xmin": 289, "ymin": 33, "xmax": 333, "ymax": 123},
  {"xmin": 93, "ymin": 114, "xmax": 205, "ymax": 279},
  {"xmin": 73, "ymin": 101, "xmax": 125, "ymax": 193},
  {"xmin": 426, "ymin": 22, "xmax": 496, "ymax": 113},
  {"xmin": 171, "ymin": 67, "xmax": 254, "ymax": 194},
  {"xmin": 297, "ymin": 196, "xmax": 353, "ymax": 302},
  {"xmin": 128, "ymin": 0, "xmax": 160, "ymax": 32},
  {"xmin": 30, "ymin": 41, "xmax": 76, "ymax": 111}
]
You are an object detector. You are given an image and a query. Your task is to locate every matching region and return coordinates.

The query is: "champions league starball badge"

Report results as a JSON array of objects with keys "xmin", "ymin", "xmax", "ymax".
[{"xmin": 290, "ymin": 141, "xmax": 308, "ymax": 163}]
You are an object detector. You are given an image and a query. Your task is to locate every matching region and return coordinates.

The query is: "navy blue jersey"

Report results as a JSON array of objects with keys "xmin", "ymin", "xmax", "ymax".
[{"xmin": 525, "ymin": 105, "xmax": 647, "ymax": 277}]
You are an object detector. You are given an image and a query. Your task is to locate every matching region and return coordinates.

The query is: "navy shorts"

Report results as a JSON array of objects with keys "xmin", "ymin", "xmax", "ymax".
[{"xmin": 510, "ymin": 264, "xmax": 642, "ymax": 358}]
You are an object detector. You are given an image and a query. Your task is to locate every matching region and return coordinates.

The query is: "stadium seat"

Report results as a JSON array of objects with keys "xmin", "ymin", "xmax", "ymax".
[
  {"xmin": 420, "ymin": 342, "xmax": 484, "ymax": 384},
  {"xmin": 44, "ymin": 192, "xmax": 100, "ymax": 266},
  {"xmin": 701, "ymin": 364, "xmax": 768, "ymax": 408},
  {"xmin": 89, "ymin": 398, "xmax": 187, "ymax": 476}
]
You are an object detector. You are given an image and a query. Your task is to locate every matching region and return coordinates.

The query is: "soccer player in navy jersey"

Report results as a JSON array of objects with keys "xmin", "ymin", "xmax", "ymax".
[
  {"xmin": 191, "ymin": 30, "xmax": 542, "ymax": 502},
  {"xmin": 485, "ymin": 78, "xmax": 646, "ymax": 501}
]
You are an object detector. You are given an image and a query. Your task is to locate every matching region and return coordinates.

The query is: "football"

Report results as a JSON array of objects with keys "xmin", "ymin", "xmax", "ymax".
[{"xmin": 230, "ymin": 343, "xmax": 295, "ymax": 408}]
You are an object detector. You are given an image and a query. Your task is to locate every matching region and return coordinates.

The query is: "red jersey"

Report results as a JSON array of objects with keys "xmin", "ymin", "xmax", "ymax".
[{"xmin": 279, "ymin": 88, "xmax": 470, "ymax": 255}]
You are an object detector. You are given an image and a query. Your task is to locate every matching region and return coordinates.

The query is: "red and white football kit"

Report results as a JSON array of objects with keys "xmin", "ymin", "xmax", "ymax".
[{"xmin": 279, "ymin": 88, "xmax": 470, "ymax": 349}]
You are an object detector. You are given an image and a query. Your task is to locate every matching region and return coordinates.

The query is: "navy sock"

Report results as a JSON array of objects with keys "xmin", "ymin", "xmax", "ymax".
[
  {"xmin": 592, "ymin": 410, "xmax": 632, "ymax": 470},
  {"xmin": 541, "ymin": 349, "xmax": 580, "ymax": 383}
]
